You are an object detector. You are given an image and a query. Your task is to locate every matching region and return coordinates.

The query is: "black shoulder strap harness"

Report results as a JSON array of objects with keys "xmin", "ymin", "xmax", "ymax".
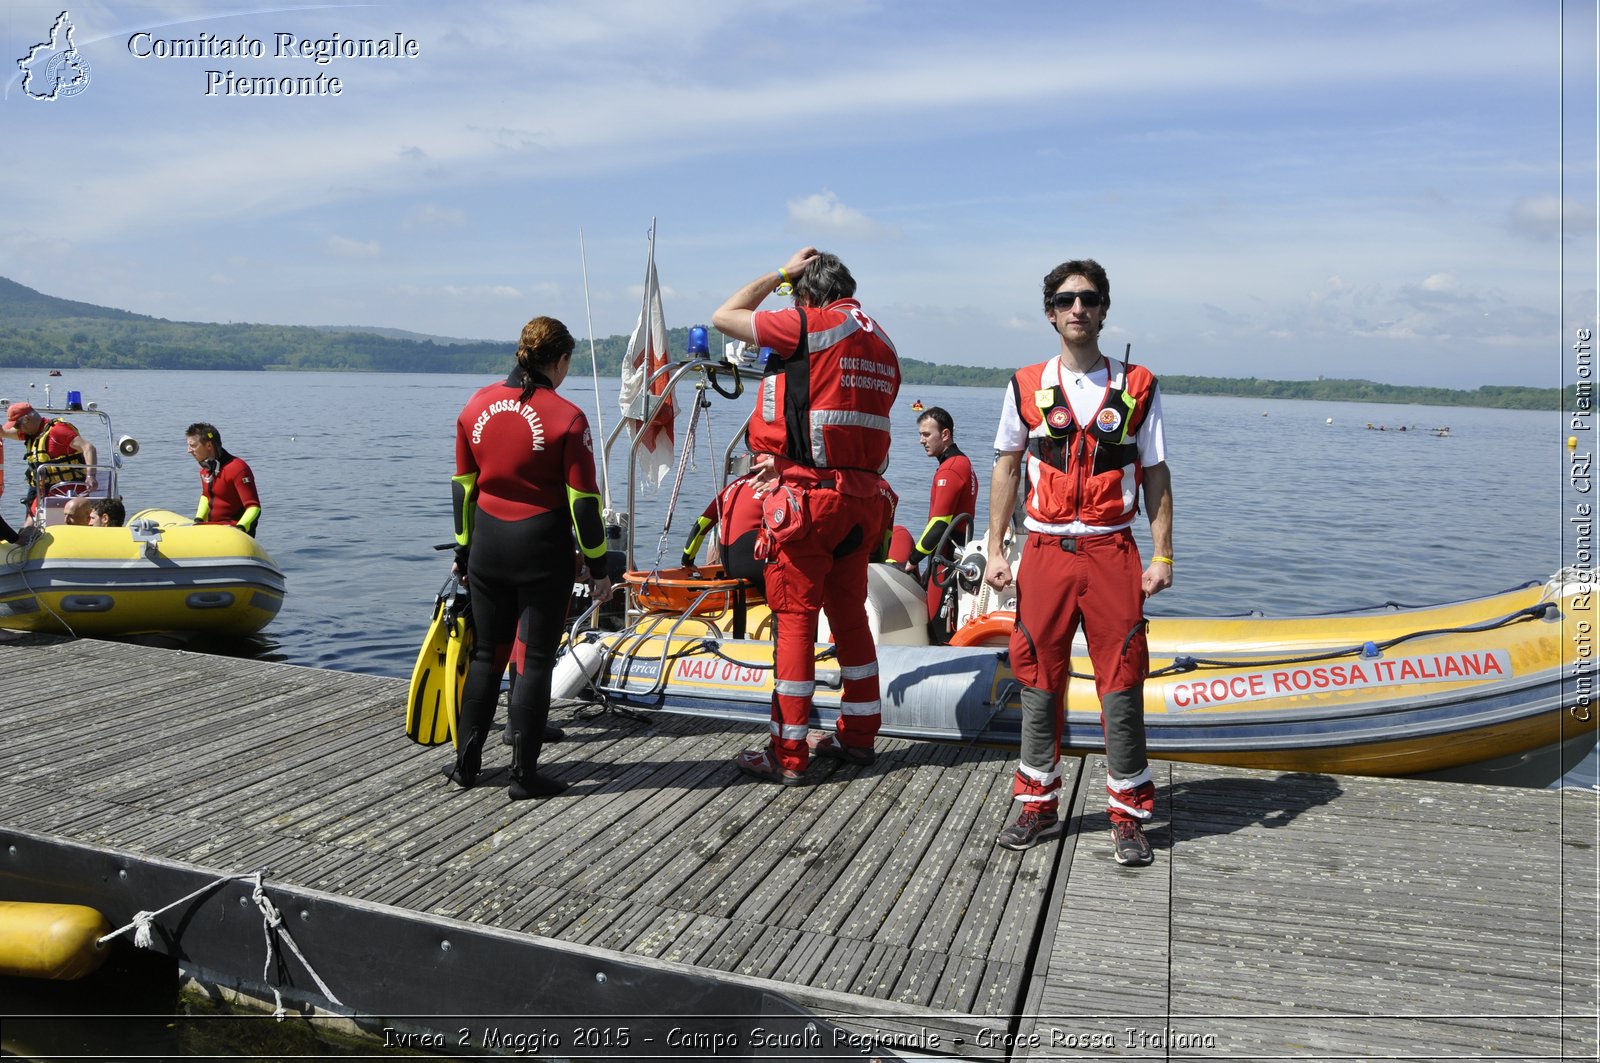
[
  {"xmin": 1025, "ymin": 361, "xmax": 1146, "ymax": 475},
  {"xmin": 777, "ymin": 307, "xmax": 815, "ymax": 467}
]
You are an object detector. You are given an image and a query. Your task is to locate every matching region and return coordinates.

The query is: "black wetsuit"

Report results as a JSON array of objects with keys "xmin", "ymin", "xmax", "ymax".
[{"xmin": 451, "ymin": 369, "xmax": 606, "ymax": 795}]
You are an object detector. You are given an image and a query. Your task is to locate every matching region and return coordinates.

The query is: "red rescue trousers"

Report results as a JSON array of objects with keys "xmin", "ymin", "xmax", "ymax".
[
  {"xmin": 1008, "ymin": 528, "xmax": 1155, "ymax": 825},
  {"xmin": 762, "ymin": 470, "xmax": 885, "ymax": 773}
]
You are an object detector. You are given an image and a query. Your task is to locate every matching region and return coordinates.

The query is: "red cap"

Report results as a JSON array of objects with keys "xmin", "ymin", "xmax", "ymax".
[{"xmin": 4, "ymin": 402, "xmax": 35, "ymax": 431}]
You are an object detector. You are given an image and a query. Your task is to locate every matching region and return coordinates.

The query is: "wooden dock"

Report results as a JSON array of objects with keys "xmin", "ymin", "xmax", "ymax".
[{"xmin": 0, "ymin": 634, "xmax": 1594, "ymax": 1060}]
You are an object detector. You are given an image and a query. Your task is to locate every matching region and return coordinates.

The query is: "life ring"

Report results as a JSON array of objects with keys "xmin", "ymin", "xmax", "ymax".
[{"xmin": 949, "ymin": 609, "xmax": 1015, "ymax": 647}]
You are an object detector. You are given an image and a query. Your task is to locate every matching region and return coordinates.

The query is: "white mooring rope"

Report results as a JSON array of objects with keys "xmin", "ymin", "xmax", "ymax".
[
  {"xmin": 97, "ymin": 869, "xmax": 343, "ymax": 1020},
  {"xmin": 250, "ymin": 873, "xmax": 345, "ymax": 1017}
]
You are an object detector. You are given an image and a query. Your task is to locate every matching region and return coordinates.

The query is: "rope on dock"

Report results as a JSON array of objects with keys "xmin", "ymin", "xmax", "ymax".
[
  {"xmin": 96, "ymin": 869, "xmax": 344, "ymax": 1020},
  {"xmin": 97, "ymin": 870, "xmax": 255, "ymax": 949},
  {"xmin": 250, "ymin": 873, "xmax": 345, "ymax": 1017}
]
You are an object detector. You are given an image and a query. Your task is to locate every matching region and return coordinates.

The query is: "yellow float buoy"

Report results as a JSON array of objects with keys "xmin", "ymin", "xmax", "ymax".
[
  {"xmin": 1570, "ymin": 436, "xmax": 1579, "ymax": 449},
  {"xmin": 0, "ymin": 901, "xmax": 111, "ymax": 980}
]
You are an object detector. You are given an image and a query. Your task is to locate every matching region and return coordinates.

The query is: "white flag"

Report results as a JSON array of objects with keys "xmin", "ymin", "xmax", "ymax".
[{"xmin": 618, "ymin": 246, "xmax": 675, "ymax": 489}]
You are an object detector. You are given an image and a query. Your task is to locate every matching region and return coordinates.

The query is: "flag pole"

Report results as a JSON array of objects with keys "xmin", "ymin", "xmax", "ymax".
[
  {"xmin": 578, "ymin": 226, "xmax": 611, "ymax": 511},
  {"xmin": 643, "ymin": 216, "xmax": 657, "ymax": 436}
]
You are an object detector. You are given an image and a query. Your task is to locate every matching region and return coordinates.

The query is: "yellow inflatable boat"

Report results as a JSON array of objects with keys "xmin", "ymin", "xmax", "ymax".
[
  {"xmin": 557, "ymin": 566, "xmax": 1594, "ymax": 777},
  {"xmin": 0, "ymin": 508, "xmax": 285, "ymax": 637}
]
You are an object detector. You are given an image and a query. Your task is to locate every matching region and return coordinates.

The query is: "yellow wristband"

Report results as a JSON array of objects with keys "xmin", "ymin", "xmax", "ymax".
[
  {"xmin": 777, "ymin": 267, "xmax": 791, "ymax": 285},
  {"xmin": 1153, "ymin": 555, "xmax": 1173, "ymax": 566}
]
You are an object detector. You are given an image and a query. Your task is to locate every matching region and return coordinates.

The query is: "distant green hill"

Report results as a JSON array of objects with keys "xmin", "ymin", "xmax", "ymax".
[
  {"xmin": 0, "ymin": 276, "xmax": 149, "ymax": 324},
  {"xmin": 0, "ymin": 276, "xmax": 1564, "ymax": 409},
  {"xmin": 1157, "ymin": 375, "xmax": 1557, "ymax": 411}
]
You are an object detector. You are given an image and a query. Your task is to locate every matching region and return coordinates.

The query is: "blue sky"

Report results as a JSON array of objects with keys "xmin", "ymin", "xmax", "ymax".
[{"xmin": 2, "ymin": 0, "xmax": 1594, "ymax": 388}]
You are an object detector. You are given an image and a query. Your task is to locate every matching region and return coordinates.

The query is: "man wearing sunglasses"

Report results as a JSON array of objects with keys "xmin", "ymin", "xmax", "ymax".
[{"xmin": 984, "ymin": 259, "xmax": 1174, "ymax": 867}]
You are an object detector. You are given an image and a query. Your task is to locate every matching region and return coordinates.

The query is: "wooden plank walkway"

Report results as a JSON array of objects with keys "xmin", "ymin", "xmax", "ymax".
[
  {"xmin": 1025, "ymin": 759, "xmax": 1599, "ymax": 1061},
  {"xmin": 0, "ymin": 634, "xmax": 1060, "ymax": 1049},
  {"xmin": 1, "ymin": 633, "xmax": 1595, "ymax": 1060}
]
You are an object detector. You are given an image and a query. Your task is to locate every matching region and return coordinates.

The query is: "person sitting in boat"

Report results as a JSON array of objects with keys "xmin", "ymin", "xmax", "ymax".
[
  {"xmin": 186, "ymin": 422, "xmax": 261, "ymax": 537},
  {"xmin": 712, "ymin": 247, "xmax": 900, "ymax": 785},
  {"xmin": 986, "ymin": 257, "xmax": 1173, "ymax": 868},
  {"xmin": 872, "ymin": 479, "xmax": 902, "ymax": 564},
  {"xmin": 2, "ymin": 402, "xmax": 97, "ymax": 522},
  {"xmin": 681, "ymin": 473, "xmax": 766, "ymax": 585},
  {"xmin": 906, "ymin": 406, "xmax": 978, "ymax": 643},
  {"xmin": 63, "ymin": 496, "xmax": 94, "ymax": 526},
  {"xmin": 91, "ymin": 497, "xmax": 126, "ymax": 527},
  {"xmin": 882, "ymin": 524, "xmax": 914, "ymax": 565}
]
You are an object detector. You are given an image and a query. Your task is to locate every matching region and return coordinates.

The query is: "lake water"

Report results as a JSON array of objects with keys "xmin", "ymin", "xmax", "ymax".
[{"xmin": 3, "ymin": 366, "xmax": 1592, "ymax": 790}]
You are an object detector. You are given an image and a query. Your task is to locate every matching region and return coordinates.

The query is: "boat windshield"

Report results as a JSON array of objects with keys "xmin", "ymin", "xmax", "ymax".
[{"xmin": 34, "ymin": 461, "xmax": 122, "ymax": 527}]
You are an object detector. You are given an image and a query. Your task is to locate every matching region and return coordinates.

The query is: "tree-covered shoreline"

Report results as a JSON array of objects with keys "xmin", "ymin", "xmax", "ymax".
[{"xmin": 0, "ymin": 276, "xmax": 1563, "ymax": 410}]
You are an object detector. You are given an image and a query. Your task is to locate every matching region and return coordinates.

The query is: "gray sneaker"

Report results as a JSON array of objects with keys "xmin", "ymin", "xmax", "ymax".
[
  {"xmin": 808, "ymin": 732, "xmax": 875, "ymax": 765},
  {"xmin": 1112, "ymin": 820, "xmax": 1153, "ymax": 866},
  {"xmin": 996, "ymin": 807, "xmax": 1061, "ymax": 851}
]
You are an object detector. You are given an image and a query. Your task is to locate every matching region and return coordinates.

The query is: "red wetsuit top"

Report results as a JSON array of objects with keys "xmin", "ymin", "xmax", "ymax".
[
  {"xmin": 910, "ymin": 444, "xmax": 978, "ymax": 562},
  {"xmin": 455, "ymin": 371, "xmax": 606, "ymax": 577},
  {"xmin": 198, "ymin": 450, "xmax": 261, "ymax": 532}
]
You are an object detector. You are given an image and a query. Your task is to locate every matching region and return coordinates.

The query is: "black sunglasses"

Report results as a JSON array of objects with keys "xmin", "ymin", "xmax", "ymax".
[{"xmin": 1049, "ymin": 290, "xmax": 1104, "ymax": 310}]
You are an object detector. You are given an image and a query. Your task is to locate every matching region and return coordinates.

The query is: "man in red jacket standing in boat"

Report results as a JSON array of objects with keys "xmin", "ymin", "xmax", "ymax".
[
  {"xmin": 3, "ymin": 401, "xmax": 97, "ymax": 523},
  {"xmin": 712, "ymin": 247, "xmax": 900, "ymax": 785},
  {"xmin": 903, "ymin": 406, "xmax": 978, "ymax": 643},
  {"xmin": 985, "ymin": 258, "xmax": 1174, "ymax": 867},
  {"xmin": 186, "ymin": 422, "xmax": 262, "ymax": 537}
]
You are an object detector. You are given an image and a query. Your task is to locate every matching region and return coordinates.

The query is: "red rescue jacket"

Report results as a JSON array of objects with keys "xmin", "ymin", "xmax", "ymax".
[{"xmin": 747, "ymin": 300, "xmax": 900, "ymax": 476}]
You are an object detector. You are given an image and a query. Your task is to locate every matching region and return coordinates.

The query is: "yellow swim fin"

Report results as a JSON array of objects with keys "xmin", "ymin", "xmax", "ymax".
[
  {"xmin": 405, "ymin": 575, "xmax": 467, "ymax": 745},
  {"xmin": 442, "ymin": 591, "xmax": 475, "ymax": 750}
]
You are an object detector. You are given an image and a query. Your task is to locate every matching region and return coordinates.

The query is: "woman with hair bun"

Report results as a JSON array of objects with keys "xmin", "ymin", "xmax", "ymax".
[{"xmin": 448, "ymin": 315, "xmax": 612, "ymax": 799}]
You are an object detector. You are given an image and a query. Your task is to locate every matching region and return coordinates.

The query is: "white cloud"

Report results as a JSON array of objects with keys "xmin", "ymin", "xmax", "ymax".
[
  {"xmin": 324, "ymin": 236, "xmax": 381, "ymax": 259},
  {"xmin": 440, "ymin": 285, "xmax": 521, "ymax": 299},
  {"xmin": 404, "ymin": 204, "xmax": 467, "ymax": 229},
  {"xmin": 786, "ymin": 191, "xmax": 893, "ymax": 238},
  {"xmin": 626, "ymin": 283, "xmax": 681, "ymax": 303},
  {"xmin": 3, "ymin": 9, "xmax": 1554, "ymax": 249},
  {"xmin": 0, "ymin": 231, "xmax": 74, "ymax": 281},
  {"xmin": 0, "ymin": 3, "xmax": 1568, "ymax": 390},
  {"xmin": 1112, "ymin": 128, "xmax": 1205, "ymax": 145},
  {"xmin": 1310, "ymin": 276, "xmax": 1351, "ymax": 303},
  {"xmin": 1509, "ymin": 196, "xmax": 1599, "ymax": 241}
]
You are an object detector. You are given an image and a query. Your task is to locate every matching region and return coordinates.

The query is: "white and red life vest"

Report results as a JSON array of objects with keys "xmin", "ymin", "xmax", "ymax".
[{"xmin": 1011, "ymin": 356, "xmax": 1157, "ymax": 528}]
